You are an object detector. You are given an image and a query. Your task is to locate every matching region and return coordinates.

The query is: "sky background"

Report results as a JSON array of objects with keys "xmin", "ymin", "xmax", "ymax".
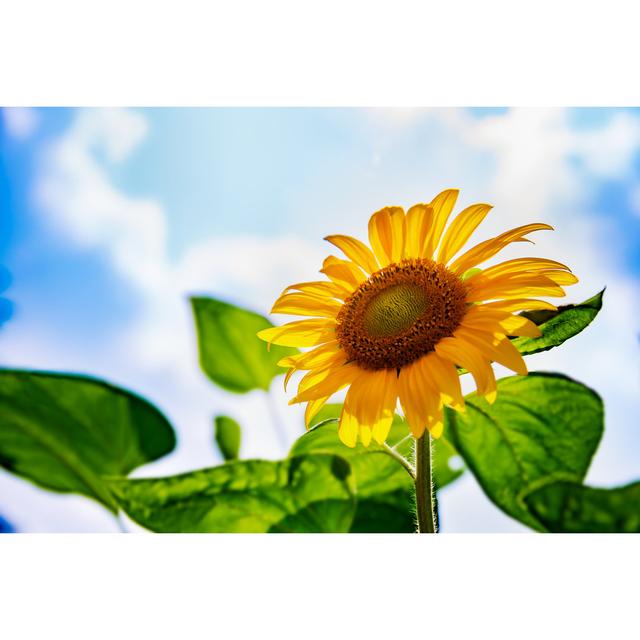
[{"xmin": 1, "ymin": 107, "xmax": 639, "ymax": 533}]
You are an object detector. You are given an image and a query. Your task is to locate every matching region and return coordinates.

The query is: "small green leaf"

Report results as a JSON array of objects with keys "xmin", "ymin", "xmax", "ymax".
[
  {"xmin": 525, "ymin": 480, "xmax": 640, "ymax": 533},
  {"xmin": 214, "ymin": 415, "xmax": 241, "ymax": 461},
  {"xmin": 108, "ymin": 454, "xmax": 356, "ymax": 533},
  {"xmin": 191, "ymin": 297, "xmax": 297, "ymax": 393},
  {"xmin": 512, "ymin": 289, "xmax": 604, "ymax": 356},
  {"xmin": 446, "ymin": 373, "xmax": 603, "ymax": 531},
  {"xmin": 0, "ymin": 370, "xmax": 176, "ymax": 512},
  {"xmin": 292, "ymin": 405, "xmax": 464, "ymax": 532}
]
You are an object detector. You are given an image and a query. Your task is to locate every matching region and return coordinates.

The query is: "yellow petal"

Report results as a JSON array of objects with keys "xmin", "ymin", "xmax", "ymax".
[
  {"xmin": 283, "ymin": 367, "xmax": 295, "ymax": 392},
  {"xmin": 435, "ymin": 337, "xmax": 497, "ymax": 404},
  {"xmin": 466, "ymin": 273, "xmax": 566, "ymax": 302},
  {"xmin": 320, "ymin": 255, "xmax": 366, "ymax": 290},
  {"xmin": 398, "ymin": 358, "xmax": 441, "ymax": 438},
  {"xmin": 449, "ymin": 223, "xmax": 554, "ymax": 276},
  {"xmin": 338, "ymin": 402, "xmax": 359, "ymax": 447},
  {"xmin": 277, "ymin": 340, "xmax": 341, "ymax": 371},
  {"xmin": 283, "ymin": 280, "xmax": 351, "ymax": 300},
  {"xmin": 398, "ymin": 361, "xmax": 428, "ymax": 438},
  {"xmin": 423, "ymin": 189, "xmax": 459, "ymax": 258},
  {"xmin": 305, "ymin": 396, "xmax": 330, "ymax": 428},
  {"xmin": 297, "ymin": 354, "xmax": 348, "ymax": 394},
  {"xmin": 324, "ymin": 234, "xmax": 379, "ymax": 274},
  {"xmin": 338, "ymin": 377, "xmax": 366, "ymax": 447},
  {"xmin": 436, "ymin": 203, "xmax": 493, "ymax": 265},
  {"xmin": 543, "ymin": 270, "xmax": 579, "ymax": 286},
  {"xmin": 476, "ymin": 257, "xmax": 572, "ymax": 281},
  {"xmin": 257, "ymin": 319, "xmax": 335, "ymax": 348},
  {"xmin": 337, "ymin": 369, "xmax": 398, "ymax": 446},
  {"xmin": 462, "ymin": 307, "xmax": 542, "ymax": 338},
  {"xmin": 405, "ymin": 204, "xmax": 434, "ymax": 258},
  {"xmin": 427, "ymin": 407, "xmax": 444, "ymax": 439},
  {"xmin": 371, "ymin": 369, "xmax": 399, "ymax": 445},
  {"xmin": 292, "ymin": 362, "xmax": 360, "ymax": 403},
  {"xmin": 271, "ymin": 292, "xmax": 342, "ymax": 317},
  {"xmin": 427, "ymin": 352, "xmax": 465, "ymax": 411},
  {"xmin": 496, "ymin": 315, "xmax": 542, "ymax": 338},
  {"xmin": 479, "ymin": 298, "xmax": 558, "ymax": 313},
  {"xmin": 368, "ymin": 206, "xmax": 405, "ymax": 266},
  {"xmin": 454, "ymin": 327, "xmax": 527, "ymax": 376},
  {"xmin": 359, "ymin": 425, "xmax": 373, "ymax": 447},
  {"xmin": 282, "ymin": 351, "xmax": 346, "ymax": 394}
]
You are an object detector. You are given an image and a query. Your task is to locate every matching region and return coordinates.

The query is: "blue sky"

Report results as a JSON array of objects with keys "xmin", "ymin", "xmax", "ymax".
[{"xmin": 1, "ymin": 107, "xmax": 640, "ymax": 532}]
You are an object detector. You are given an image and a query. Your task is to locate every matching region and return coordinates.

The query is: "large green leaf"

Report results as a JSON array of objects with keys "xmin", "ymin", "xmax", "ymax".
[
  {"xmin": 191, "ymin": 297, "xmax": 297, "ymax": 393},
  {"xmin": 108, "ymin": 454, "xmax": 355, "ymax": 533},
  {"xmin": 214, "ymin": 415, "xmax": 241, "ymax": 461},
  {"xmin": 525, "ymin": 480, "xmax": 640, "ymax": 533},
  {"xmin": 291, "ymin": 405, "xmax": 464, "ymax": 532},
  {"xmin": 0, "ymin": 370, "xmax": 176, "ymax": 512},
  {"xmin": 512, "ymin": 290, "xmax": 603, "ymax": 356},
  {"xmin": 292, "ymin": 418, "xmax": 413, "ymax": 532},
  {"xmin": 445, "ymin": 373, "xmax": 603, "ymax": 531}
]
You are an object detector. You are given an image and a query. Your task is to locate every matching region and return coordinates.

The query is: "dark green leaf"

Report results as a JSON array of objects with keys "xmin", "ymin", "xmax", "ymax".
[
  {"xmin": 512, "ymin": 289, "xmax": 604, "ymax": 356},
  {"xmin": 292, "ymin": 405, "xmax": 464, "ymax": 532},
  {"xmin": 446, "ymin": 373, "xmax": 603, "ymax": 531},
  {"xmin": 191, "ymin": 297, "xmax": 297, "ymax": 393},
  {"xmin": 0, "ymin": 370, "xmax": 176, "ymax": 512},
  {"xmin": 108, "ymin": 454, "xmax": 355, "ymax": 533},
  {"xmin": 214, "ymin": 415, "xmax": 241, "ymax": 461},
  {"xmin": 525, "ymin": 480, "xmax": 640, "ymax": 533}
]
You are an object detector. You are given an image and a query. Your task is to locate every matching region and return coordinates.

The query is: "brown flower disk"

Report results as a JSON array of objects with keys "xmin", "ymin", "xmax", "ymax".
[{"xmin": 335, "ymin": 258, "xmax": 468, "ymax": 370}]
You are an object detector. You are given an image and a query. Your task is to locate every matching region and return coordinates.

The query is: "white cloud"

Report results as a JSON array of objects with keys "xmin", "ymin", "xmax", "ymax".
[
  {"xmin": 2, "ymin": 107, "xmax": 39, "ymax": 139},
  {"xmin": 36, "ymin": 109, "xmax": 167, "ymax": 292}
]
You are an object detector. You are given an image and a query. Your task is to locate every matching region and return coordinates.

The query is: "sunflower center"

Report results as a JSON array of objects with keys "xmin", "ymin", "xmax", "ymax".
[
  {"xmin": 362, "ymin": 283, "xmax": 430, "ymax": 337},
  {"xmin": 335, "ymin": 258, "xmax": 468, "ymax": 371}
]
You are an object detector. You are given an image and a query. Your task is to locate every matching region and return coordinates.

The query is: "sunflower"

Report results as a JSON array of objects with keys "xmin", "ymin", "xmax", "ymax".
[{"xmin": 258, "ymin": 189, "xmax": 577, "ymax": 447}]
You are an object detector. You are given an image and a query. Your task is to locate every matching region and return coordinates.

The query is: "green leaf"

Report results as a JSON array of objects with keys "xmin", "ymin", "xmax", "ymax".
[
  {"xmin": 291, "ymin": 416, "xmax": 413, "ymax": 532},
  {"xmin": 108, "ymin": 454, "xmax": 356, "ymax": 533},
  {"xmin": 511, "ymin": 289, "xmax": 604, "ymax": 356},
  {"xmin": 191, "ymin": 297, "xmax": 297, "ymax": 393},
  {"xmin": 0, "ymin": 370, "xmax": 176, "ymax": 512},
  {"xmin": 291, "ymin": 405, "xmax": 464, "ymax": 532},
  {"xmin": 445, "ymin": 373, "xmax": 603, "ymax": 531},
  {"xmin": 525, "ymin": 480, "xmax": 640, "ymax": 533},
  {"xmin": 214, "ymin": 415, "xmax": 241, "ymax": 461}
]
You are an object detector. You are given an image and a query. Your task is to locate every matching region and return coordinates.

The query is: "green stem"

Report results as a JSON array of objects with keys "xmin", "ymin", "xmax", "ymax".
[
  {"xmin": 415, "ymin": 434, "xmax": 437, "ymax": 533},
  {"xmin": 381, "ymin": 443, "xmax": 416, "ymax": 479}
]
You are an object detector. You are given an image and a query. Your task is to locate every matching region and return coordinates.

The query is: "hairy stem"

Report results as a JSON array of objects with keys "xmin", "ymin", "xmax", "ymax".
[{"xmin": 415, "ymin": 434, "xmax": 437, "ymax": 533}]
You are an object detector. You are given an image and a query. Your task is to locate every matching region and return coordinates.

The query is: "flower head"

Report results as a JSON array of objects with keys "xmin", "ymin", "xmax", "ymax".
[{"xmin": 258, "ymin": 189, "xmax": 577, "ymax": 447}]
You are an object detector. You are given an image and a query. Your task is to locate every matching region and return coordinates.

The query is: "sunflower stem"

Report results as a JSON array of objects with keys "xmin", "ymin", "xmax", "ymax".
[{"xmin": 415, "ymin": 434, "xmax": 437, "ymax": 533}]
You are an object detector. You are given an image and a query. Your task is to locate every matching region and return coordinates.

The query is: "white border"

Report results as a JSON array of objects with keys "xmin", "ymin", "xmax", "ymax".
[
  {"xmin": 2, "ymin": 1, "xmax": 639, "ymax": 632},
  {"xmin": 1, "ymin": 534, "xmax": 637, "ymax": 638},
  {"xmin": 1, "ymin": 0, "xmax": 640, "ymax": 105}
]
